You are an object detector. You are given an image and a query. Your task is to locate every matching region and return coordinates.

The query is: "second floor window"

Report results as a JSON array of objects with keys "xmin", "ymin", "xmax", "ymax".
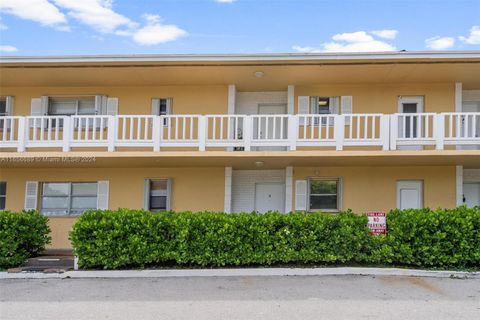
[
  {"xmin": 48, "ymin": 97, "xmax": 96, "ymax": 116},
  {"xmin": 0, "ymin": 98, "xmax": 7, "ymax": 117}
]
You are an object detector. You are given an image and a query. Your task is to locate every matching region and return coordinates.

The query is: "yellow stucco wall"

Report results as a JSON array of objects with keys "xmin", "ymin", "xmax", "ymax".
[
  {"xmin": 293, "ymin": 166, "xmax": 456, "ymax": 213},
  {"xmin": 0, "ymin": 165, "xmax": 457, "ymax": 249},
  {"xmin": 0, "ymin": 167, "xmax": 225, "ymax": 249},
  {"xmin": 1, "ymin": 85, "xmax": 229, "ymax": 116},
  {"xmin": 295, "ymin": 83, "xmax": 456, "ymax": 114},
  {"xmin": 0, "ymin": 82, "xmax": 456, "ymax": 116}
]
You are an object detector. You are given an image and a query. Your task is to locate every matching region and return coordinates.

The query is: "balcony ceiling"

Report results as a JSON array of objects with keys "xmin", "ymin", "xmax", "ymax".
[
  {"xmin": 1, "ymin": 54, "xmax": 480, "ymax": 90},
  {"xmin": 1, "ymin": 150, "xmax": 479, "ymax": 169}
]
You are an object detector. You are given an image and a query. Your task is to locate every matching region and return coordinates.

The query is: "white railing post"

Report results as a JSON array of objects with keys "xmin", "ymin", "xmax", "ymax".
[
  {"xmin": 380, "ymin": 115, "xmax": 390, "ymax": 151},
  {"xmin": 198, "ymin": 116, "xmax": 206, "ymax": 151},
  {"xmin": 107, "ymin": 116, "xmax": 116, "ymax": 152},
  {"xmin": 17, "ymin": 117, "xmax": 26, "ymax": 152},
  {"xmin": 288, "ymin": 115, "xmax": 298, "ymax": 151},
  {"xmin": 390, "ymin": 114, "xmax": 398, "ymax": 150},
  {"xmin": 243, "ymin": 116, "xmax": 252, "ymax": 151},
  {"xmin": 153, "ymin": 116, "xmax": 161, "ymax": 152},
  {"xmin": 334, "ymin": 115, "xmax": 345, "ymax": 151},
  {"xmin": 435, "ymin": 113, "xmax": 445, "ymax": 150},
  {"xmin": 62, "ymin": 117, "xmax": 71, "ymax": 152}
]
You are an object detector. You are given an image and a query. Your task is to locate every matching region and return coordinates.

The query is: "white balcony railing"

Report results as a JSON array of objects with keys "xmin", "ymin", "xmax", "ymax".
[{"xmin": 1, "ymin": 113, "xmax": 480, "ymax": 152}]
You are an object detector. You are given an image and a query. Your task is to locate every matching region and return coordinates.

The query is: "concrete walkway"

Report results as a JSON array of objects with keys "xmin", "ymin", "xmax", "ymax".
[{"xmin": 1, "ymin": 266, "xmax": 479, "ymax": 279}]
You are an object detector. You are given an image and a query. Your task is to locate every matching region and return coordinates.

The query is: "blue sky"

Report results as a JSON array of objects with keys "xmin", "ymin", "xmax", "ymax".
[{"xmin": 0, "ymin": 0, "xmax": 479, "ymax": 55}]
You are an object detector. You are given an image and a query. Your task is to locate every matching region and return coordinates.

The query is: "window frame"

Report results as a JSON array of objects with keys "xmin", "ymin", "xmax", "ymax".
[
  {"xmin": 307, "ymin": 177, "xmax": 342, "ymax": 212},
  {"xmin": 144, "ymin": 178, "xmax": 172, "ymax": 212},
  {"xmin": 0, "ymin": 181, "xmax": 6, "ymax": 210},
  {"xmin": 40, "ymin": 182, "xmax": 98, "ymax": 216}
]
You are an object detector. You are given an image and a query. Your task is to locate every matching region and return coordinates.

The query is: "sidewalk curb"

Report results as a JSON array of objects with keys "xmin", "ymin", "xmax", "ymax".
[{"xmin": 1, "ymin": 267, "xmax": 479, "ymax": 280}]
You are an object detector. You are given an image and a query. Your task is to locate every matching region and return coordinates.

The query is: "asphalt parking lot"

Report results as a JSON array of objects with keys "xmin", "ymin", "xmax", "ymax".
[{"xmin": 1, "ymin": 275, "xmax": 479, "ymax": 320}]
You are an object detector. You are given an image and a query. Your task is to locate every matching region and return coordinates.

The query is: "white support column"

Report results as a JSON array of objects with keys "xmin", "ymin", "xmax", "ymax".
[
  {"xmin": 17, "ymin": 117, "xmax": 26, "ymax": 152},
  {"xmin": 152, "ymin": 116, "xmax": 161, "ymax": 152},
  {"xmin": 287, "ymin": 85, "xmax": 295, "ymax": 115},
  {"xmin": 380, "ymin": 115, "xmax": 390, "ymax": 151},
  {"xmin": 227, "ymin": 85, "xmax": 236, "ymax": 151},
  {"xmin": 285, "ymin": 166, "xmax": 293, "ymax": 213},
  {"xmin": 435, "ymin": 113, "xmax": 445, "ymax": 150},
  {"xmin": 224, "ymin": 167, "xmax": 233, "ymax": 213},
  {"xmin": 62, "ymin": 117, "xmax": 71, "ymax": 152},
  {"xmin": 390, "ymin": 114, "xmax": 398, "ymax": 150},
  {"xmin": 456, "ymin": 165, "xmax": 463, "ymax": 207},
  {"xmin": 198, "ymin": 116, "xmax": 206, "ymax": 151},
  {"xmin": 288, "ymin": 115, "xmax": 298, "ymax": 151},
  {"xmin": 334, "ymin": 115, "xmax": 345, "ymax": 151},
  {"xmin": 455, "ymin": 82, "xmax": 462, "ymax": 151},
  {"xmin": 107, "ymin": 115, "xmax": 116, "ymax": 152},
  {"xmin": 243, "ymin": 116, "xmax": 252, "ymax": 151}
]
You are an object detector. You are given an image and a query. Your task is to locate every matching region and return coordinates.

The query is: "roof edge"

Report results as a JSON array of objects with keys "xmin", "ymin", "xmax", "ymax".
[{"xmin": 1, "ymin": 51, "xmax": 480, "ymax": 64}]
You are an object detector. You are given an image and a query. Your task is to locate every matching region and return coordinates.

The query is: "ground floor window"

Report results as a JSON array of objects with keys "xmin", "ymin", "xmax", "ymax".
[
  {"xmin": 0, "ymin": 182, "xmax": 6, "ymax": 210},
  {"xmin": 308, "ymin": 178, "xmax": 340, "ymax": 211},
  {"xmin": 41, "ymin": 182, "xmax": 97, "ymax": 216},
  {"xmin": 145, "ymin": 179, "xmax": 171, "ymax": 211}
]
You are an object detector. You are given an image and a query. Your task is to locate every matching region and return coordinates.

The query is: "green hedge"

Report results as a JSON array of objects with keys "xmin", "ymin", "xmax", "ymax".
[
  {"xmin": 0, "ymin": 211, "xmax": 51, "ymax": 269},
  {"xmin": 70, "ymin": 207, "xmax": 480, "ymax": 270}
]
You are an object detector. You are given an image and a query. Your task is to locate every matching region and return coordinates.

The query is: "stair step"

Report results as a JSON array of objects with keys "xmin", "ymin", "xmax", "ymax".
[{"xmin": 24, "ymin": 256, "xmax": 74, "ymax": 268}]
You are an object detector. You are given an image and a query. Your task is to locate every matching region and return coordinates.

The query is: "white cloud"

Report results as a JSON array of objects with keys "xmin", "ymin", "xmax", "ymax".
[
  {"xmin": 459, "ymin": 25, "xmax": 480, "ymax": 45},
  {"xmin": 370, "ymin": 29, "xmax": 398, "ymax": 40},
  {"xmin": 0, "ymin": 0, "xmax": 68, "ymax": 29},
  {"xmin": 0, "ymin": 45, "xmax": 18, "ymax": 52},
  {"xmin": 293, "ymin": 30, "xmax": 396, "ymax": 53},
  {"xmin": 425, "ymin": 36, "xmax": 455, "ymax": 50},
  {"xmin": 0, "ymin": 17, "xmax": 7, "ymax": 30},
  {"xmin": 216, "ymin": 0, "xmax": 237, "ymax": 3},
  {"xmin": 53, "ymin": 0, "xmax": 136, "ymax": 34},
  {"xmin": 132, "ymin": 14, "xmax": 187, "ymax": 45}
]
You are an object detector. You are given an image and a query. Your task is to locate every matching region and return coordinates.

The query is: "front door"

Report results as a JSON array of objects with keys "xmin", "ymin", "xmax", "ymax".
[
  {"xmin": 398, "ymin": 96, "xmax": 424, "ymax": 150},
  {"xmin": 397, "ymin": 181, "xmax": 423, "ymax": 209},
  {"xmin": 464, "ymin": 183, "xmax": 480, "ymax": 208},
  {"xmin": 254, "ymin": 183, "xmax": 285, "ymax": 213}
]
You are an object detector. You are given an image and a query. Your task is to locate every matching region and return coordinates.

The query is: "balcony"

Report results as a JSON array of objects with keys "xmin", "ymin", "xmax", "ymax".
[{"xmin": 0, "ymin": 113, "xmax": 479, "ymax": 153}]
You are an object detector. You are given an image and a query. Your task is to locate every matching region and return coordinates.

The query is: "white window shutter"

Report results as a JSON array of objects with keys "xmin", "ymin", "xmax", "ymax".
[
  {"xmin": 295, "ymin": 180, "xmax": 307, "ymax": 211},
  {"xmin": 97, "ymin": 181, "xmax": 109, "ymax": 210},
  {"xmin": 329, "ymin": 97, "xmax": 340, "ymax": 126},
  {"xmin": 5, "ymin": 96, "xmax": 14, "ymax": 116},
  {"xmin": 144, "ymin": 179, "xmax": 151, "ymax": 210},
  {"xmin": 30, "ymin": 98, "xmax": 44, "ymax": 116},
  {"xmin": 106, "ymin": 97, "xmax": 118, "ymax": 115},
  {"xmin": 95, "ymin": 95, "xmax": 107, "ymax": 115},
  {"xmin": 166, "ymin": 98, "xmax": 172, "ymax": 114},
  {"xmin": 341, "ymin": 96, "xmax": 353, "ymax": 125},
  {"xmin": 166, "ymin": 178, "xmax": 172, "ymax": 211},
  {"xmin": 298, "ymin": 96, "xmax": 310, "ymax": 125},
  {"xmin": 151, "ymin": 98, "xmax": 160, "ymax": 115},
  {"xmin": 24, "ymin": 181, "xmax": 38, "ymax": 211}
]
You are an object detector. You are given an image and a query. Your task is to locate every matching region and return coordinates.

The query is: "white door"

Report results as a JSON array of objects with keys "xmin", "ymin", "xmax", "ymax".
[
  {"xmin": 397, "ymin": 181, "xmax": 423, "ymax": 209},
  {"xmin": 398, "ymin": 96, "xmax": 424, "ymax": 150},
  {"xmin": 255, "ymin": 183, "xmax": 285, "ymax": 213},
  {"xmin": 255, "ymin": 104, "xmax": 287, "ymax": 151},
  {"xmin": 461, "ymin": 101, "xmax": 480, "ymax": 150},
  {"xmin": 464, "ymin": 183, "xmax": 480, "ymax": 208}
]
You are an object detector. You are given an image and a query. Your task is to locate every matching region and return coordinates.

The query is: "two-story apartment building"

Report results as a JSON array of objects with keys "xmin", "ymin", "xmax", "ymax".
[{"xmin": 1, "ymin": 51, "xmax": 480, "ymax": 249}]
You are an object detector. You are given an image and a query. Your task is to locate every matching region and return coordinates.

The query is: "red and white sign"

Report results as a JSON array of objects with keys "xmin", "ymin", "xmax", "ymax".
[{"xmin": 367, "ymin": 212, "xmax": 386, "ymax": 235}]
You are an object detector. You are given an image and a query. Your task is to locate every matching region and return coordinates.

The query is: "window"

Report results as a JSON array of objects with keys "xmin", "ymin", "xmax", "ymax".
[
  {"xmin": 158, "ymin": 98, "xmax": 170, "ymax": 116},
  {"xmin": 48, "ymin": 97, "xmax": 96, "ymax": 116},
  {"xmin": 152, "ymin": 98, "xmax": 172, "ymax": 126},
  {"xmin": 309, "ymin": 178, "xmax": 340, "ymax": 211},
  {"xmin": 311, "ymin": 96, "xmax": 339, "ymax": 125},
  {"xmin": 0, "ymin": 98, "xmax": 7, "ymax": 116},
  {"xmin": 146, "ymin": 179, "xmax": 171, "ymax": 211},
  {"xmin": 0, "ymin": 182, "xmax": 6, "ymax": 210},
  {"xmin": 41, "ymin": 182, "xmax": 97, "ymax": 216}
]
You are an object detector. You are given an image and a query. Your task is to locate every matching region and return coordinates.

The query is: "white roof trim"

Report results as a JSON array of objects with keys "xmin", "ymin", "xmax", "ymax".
[{"xmin": 1, "ymin": 51, "xmax": 480, "ymax": 64}]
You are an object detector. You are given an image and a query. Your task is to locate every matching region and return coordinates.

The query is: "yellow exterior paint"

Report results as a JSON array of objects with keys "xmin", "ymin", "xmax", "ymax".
[
  {"xmin": 0, "ymin": 167, "xmax": 225, "ymax": 248},
  {"xmin": 293, "ymin": 166, "xmax": 456, "ymax": 213}
]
